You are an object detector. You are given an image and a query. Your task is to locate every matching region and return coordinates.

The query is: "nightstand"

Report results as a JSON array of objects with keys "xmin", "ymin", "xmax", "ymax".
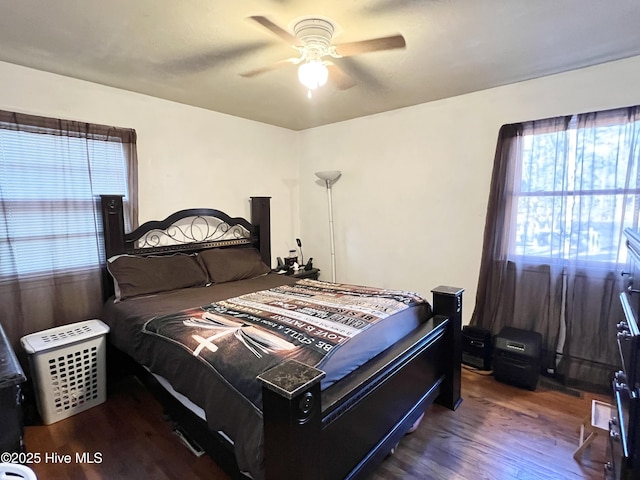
[{"xmin": 288, "ymin": 268, "xmax": 320, "ymax": 280}]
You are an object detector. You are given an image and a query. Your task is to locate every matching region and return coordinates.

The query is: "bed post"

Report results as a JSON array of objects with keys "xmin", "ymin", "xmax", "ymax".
[
  {"xmin": 432, "ymin": 285, "xmax": 464, "ymax": 411},
  {"xmin": 258, "ymin": 360, "xmax": 325, "ymax": 480},
  {"xmin": 251, "ymin": 196, "xmax": 272, "ymax": 268},
  {"xmin": 100, "ymin": 195, "xmax": 126, "ymax": 259},
  {"xmin": 99, "ymin": 195, "xmax": 126, "ymax": 300}
]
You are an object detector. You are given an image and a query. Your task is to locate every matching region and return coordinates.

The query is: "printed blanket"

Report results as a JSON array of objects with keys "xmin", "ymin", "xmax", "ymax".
[{"xmin": 142, "ymin": 279, "xmax": 426, "ymax": 410}]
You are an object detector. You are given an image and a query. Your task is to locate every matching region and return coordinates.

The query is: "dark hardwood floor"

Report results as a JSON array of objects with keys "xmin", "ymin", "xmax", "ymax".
[
  {"xmin": 368, "ymin": 368, "xmax": 609, "ymax": 480},
  {"xmin": 22, "ymin": 367, "xmax": 610, "ymax": 480}
]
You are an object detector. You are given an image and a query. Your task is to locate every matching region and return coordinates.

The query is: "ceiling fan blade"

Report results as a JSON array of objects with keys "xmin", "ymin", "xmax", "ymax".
[
  {"xmin": 163, "ymin": 42, "xmax": 270, "ymax": 74},
  {"xmin": 327, "ymin": 62, "xmax": 356, "ymax": 90},
  {"xmin": 334, "ymin": 35, "xmax": 406, "ymax": 57},
  {"xmin": 365, "ymin": 0, "xmax": 435, "ymax": 14},
  {"xmin": 239, "ymin": 57, "xmax": 299, "ymax": 78},
  {"xmin": 249, "ymin": 16, "xmax": 303, "ymax": 47},
  {"xmin": 333, "ymin": 57, "xmax": 387, "ymax": 91}
]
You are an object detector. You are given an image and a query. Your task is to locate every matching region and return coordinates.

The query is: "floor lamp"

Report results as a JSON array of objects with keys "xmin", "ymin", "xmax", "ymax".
[{"xmin": 315, "ymin": 170, "xmax": 341, "ymax": 283}]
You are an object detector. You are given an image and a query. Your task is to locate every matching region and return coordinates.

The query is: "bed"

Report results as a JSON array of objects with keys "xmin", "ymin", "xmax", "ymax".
[{"xmin": 99, "ymin": 194, "xmax": 463, "ymax": 480}]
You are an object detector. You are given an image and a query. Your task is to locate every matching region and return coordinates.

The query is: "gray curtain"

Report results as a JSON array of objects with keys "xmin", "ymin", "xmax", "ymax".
[
  {"xmin": 0, "ymin": 110, "xmax": 138, "ymax": 348},
  {"xmin": 471, "ymin": 107, "xmax": 640, "ymax": 390}
]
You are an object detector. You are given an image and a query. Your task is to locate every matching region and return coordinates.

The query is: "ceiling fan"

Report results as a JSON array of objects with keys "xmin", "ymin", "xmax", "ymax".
[{"xmin": 240, "ymin": 16, "xmax": 406, "ymax": 97}]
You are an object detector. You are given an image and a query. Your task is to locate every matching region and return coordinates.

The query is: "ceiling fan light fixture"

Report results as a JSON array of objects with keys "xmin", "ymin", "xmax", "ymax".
[{"xmin": 298, "ymin": 60, "xmax": 329, "ymax": 90}]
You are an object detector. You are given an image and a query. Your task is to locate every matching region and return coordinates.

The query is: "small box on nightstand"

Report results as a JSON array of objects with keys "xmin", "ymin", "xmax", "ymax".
[{"xmin": 288, "ymin": 268, "xmax": 320, "ymax": 280}]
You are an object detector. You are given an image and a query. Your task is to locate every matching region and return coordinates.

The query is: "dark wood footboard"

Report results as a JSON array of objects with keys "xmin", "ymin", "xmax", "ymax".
[
  {"xmin": 105, "ymin": 287, "xmax": 462, "ymax": 480},
  {"xmin": 258, "ymin": 287, "xmax": 463, "ymax": 480}
]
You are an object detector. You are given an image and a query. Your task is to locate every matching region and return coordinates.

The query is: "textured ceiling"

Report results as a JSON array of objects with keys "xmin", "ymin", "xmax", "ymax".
[{"xmin": 0, "ymin": 0, "xmax": 639, "ymax": 130}]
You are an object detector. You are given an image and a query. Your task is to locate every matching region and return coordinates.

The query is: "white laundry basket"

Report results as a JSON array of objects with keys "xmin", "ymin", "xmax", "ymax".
[
  {"xmin": 0, "ymin": 463, "xmax": 37, "ymax": 480},
  {"xmin": 20, "ymin": 320, "xmax": 110, "ymax": 425}
]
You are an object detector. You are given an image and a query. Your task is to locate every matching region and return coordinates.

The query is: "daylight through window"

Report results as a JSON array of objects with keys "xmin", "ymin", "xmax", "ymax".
[
  {"xmin": 0, "ymin": 124, "xmax": 133, "ymax": 280},
  {"xmin": 510, "ymin": 116, "xmax": 640, "ymax": 265}
]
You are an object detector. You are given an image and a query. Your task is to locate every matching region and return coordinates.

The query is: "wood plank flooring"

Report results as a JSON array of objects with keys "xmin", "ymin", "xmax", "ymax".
[
  {"xmin": 22, "ymin": 367, "xmax": 610, "ymax": 480},
  {"xmin": 368, "ymin": 368, "xmax": 609, "ymax": 480}
]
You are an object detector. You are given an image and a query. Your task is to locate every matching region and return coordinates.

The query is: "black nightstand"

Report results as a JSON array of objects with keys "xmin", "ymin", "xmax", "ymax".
[{"xmin": 288, "ymin": 268, "xmax": 320, "ymax": 280}]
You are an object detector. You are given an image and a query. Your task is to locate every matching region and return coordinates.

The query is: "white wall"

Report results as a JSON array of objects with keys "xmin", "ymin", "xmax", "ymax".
[
  {"xmin": 0, "ymin": 61, "xmax": 301, "ymax": 264},
  {"xmin": 3, "ymin": 54, "xmax": 640, "ymax": 325},
  {"xmin": 299, "ymin": 55, "xmax": 640, "ymax": 324}
]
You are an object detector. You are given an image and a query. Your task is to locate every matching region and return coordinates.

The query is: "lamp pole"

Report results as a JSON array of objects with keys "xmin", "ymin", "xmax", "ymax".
[
  {"xmin": 324, "ymin": 178, "xmax": 336, "ymax": 283},
  {"xmin": 315, "ymin": 171, "xmax": 341, "ymax": 283}
]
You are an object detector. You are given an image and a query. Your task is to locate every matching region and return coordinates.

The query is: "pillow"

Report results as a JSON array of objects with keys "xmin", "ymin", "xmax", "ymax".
[
  {"xmin": 197, "ymin": 247, "xmax": 270, "ymax": 284},
  {"xmin": 107, "ymin": 253, "xmax": 208, "ymax": 302}
]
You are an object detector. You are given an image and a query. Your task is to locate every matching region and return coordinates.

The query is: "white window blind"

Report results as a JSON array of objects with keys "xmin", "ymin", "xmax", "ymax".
[{"xmin": 0, "ymin": 128, "xmax": 131, "ymax": 280}]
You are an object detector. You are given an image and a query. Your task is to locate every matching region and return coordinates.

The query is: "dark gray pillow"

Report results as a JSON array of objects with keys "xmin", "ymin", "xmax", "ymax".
[
  {"xmin": 107, "ymin": 253, "xmax": 208, "ymax": 302},
  {"xmin": 197, "ymin": 248, "xmax": 270, "ymax": 284}
]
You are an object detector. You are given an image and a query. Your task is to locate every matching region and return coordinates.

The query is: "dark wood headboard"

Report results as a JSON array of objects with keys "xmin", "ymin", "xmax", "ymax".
[{"xmin": 99, "ymin": 195, "xmax": 272, "ymax": 300}]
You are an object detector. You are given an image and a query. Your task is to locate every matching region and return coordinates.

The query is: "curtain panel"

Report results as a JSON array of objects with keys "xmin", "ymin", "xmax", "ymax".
[
  {"xmin": 0, "ymin": 110, "xmax": 138, "ymax": 348},
  {"xmin": 471, "ymin": 106, "xmax": 640, "ymax": 390}
]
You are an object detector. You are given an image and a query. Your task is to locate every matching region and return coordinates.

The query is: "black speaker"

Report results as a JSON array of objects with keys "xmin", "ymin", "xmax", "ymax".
[
  {"xmin": 493, "ymin": 326, "xmax": 542, "ymax": 390},
  {"xmin": 462, "ymin": 326, "xmax": 493, "ymax": 370}
]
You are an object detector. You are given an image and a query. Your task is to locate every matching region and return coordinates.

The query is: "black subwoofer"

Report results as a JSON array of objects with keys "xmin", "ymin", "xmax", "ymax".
[
  {"xmin": 462, "ymin": 326, "xmax": 493, "ymax": 371},
  {"xmin": 493, "ymin": 326, "xmax": 542, "ymax": 390}
]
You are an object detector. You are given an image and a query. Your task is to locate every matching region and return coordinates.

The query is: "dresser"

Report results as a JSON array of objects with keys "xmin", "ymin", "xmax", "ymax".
[
  {"xmin": 610, "ymin": 228, "xmax": 640, "ymax": 479},
  {"xmin": 0, "ymin": 322, "xmax": 27, "ymax": 454}
]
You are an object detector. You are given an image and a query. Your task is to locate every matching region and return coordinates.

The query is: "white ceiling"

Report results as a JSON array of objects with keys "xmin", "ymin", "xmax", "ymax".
[{"xmin": 0, "ymin": 0, "xmax": 639, "ymax": 131}]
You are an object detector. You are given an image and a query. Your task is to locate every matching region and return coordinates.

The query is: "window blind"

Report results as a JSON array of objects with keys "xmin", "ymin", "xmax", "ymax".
[{"xmin": 0, "ymin": 126, "xmax": 131, "ymax": 280}]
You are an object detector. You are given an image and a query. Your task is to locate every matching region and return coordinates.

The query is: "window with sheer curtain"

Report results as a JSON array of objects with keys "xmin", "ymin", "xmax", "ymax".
[
  {"xmin": 511, "ymin": 114, "xmax": 640, "ymax": 266},
  {"xmin": 471, "ymin": 106, "xmax": 640, "ymax": 390},
  {"xmin": 0, "ymin": 110, "xmax": 138, "ymax": 347}
]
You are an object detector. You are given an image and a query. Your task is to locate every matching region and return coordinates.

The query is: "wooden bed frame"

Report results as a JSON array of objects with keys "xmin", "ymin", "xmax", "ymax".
[{"xmin": 99, "ymin": 194, "xmax": 463, "ymax": 480}]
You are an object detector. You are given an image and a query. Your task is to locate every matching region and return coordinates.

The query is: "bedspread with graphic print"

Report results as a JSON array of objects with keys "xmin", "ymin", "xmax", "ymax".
[{"xmin": 142, "ymin": 279, "xmax": 426, "ymax": 411}]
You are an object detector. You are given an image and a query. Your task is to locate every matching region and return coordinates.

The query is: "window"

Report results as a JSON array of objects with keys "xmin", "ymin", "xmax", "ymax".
[
  {"xmin": 0, "ymin": 112, "xmax": 137, "ymax": 281},
  {"xmin": 472, "ymin": 106, "xmax": 640, "ymax": 390},
  {"xmin": 510, "ymin": 114, "xmax": 640, "ymax": 265}
]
